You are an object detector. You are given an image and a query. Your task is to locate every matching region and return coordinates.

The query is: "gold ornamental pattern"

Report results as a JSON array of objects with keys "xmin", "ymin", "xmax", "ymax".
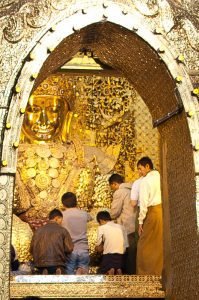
[
  {"xmin": 14, "ymin": 143, "xmax": 73, "ymax": 218},
  {"xmin": 11, "ymin": 215, "xmax": 33, "ymax": 262},
  {"xmin": 10, "ymin": 275, "xmax": 165, "ymax": 298},
  {"xmin": 35, "ymin": 174, "xmax": 51, "ymax": 190},
  {"xmin": 13, "ymin": 74, "xmax": 159, "ymax": 262},
  {"xmin": 38, "ymin": 160, "xmax": 50, "ymax": 171}
]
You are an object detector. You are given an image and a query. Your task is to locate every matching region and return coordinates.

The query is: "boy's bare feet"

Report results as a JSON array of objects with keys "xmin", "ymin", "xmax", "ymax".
[
  {"xmin": 42, "ymin": 268, "xmax": 48, "ymax": 275},
  {"xmin": 56, "ymin": 268, "xmax": 62, "ymax": 275},
  {"xmin": 106, "ymin": 268, "xmax": 115, "ymax": 275},
  {"xmin": 115, "ymin": 268, "xmax": 122, "ymax": 275},
  {"xmin": 76, "ymin": 267, "xmax": 87, "ymax": 275}
]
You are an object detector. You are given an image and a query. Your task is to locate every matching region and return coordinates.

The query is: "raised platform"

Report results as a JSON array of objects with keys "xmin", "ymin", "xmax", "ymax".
[{"xmin": 10, "ymin": 275, "xmax": 165, "ymax": 298}]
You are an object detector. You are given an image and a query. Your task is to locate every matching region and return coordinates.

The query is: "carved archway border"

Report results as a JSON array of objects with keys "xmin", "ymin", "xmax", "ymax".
[
  {"xmin": 2, "ymin": 3, "xmax": 199, "ymax": 177},
  {"xmin": 0, "ymin": 2, "xmax": 198, "ymax": 299}
]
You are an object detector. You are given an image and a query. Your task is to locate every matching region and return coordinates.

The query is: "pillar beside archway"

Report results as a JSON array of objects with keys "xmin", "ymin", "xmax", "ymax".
[{"xmin": 0, "ymin": 2, "xmax": 198, "ymax": 299}]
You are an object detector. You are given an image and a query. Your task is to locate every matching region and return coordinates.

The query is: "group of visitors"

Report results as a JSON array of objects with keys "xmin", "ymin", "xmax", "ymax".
[
  {"xmin": 30, "ymin": 192, "xmax": 91, "ymax": 275},
  {"xmin": 104, "ymin": 156, "xmax": 163, "ymax": 276},
  {"xmin": 12, "ymin": 156, "xmax": 163, "ymax": 276}
]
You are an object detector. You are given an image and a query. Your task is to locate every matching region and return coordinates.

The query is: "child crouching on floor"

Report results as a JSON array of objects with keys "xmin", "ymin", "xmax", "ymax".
[{"xmin": 95, "ymin": 211, "xmax": 128, "ymax": 275}]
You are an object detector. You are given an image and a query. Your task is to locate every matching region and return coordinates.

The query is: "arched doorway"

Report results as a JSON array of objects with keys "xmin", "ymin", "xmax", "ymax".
[{"xmin": 0, "ymin": 2, "xmax": 198, "ymax": 299}]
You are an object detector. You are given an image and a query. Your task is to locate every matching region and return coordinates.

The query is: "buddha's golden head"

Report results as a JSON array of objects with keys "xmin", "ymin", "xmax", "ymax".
[{"xmin": 22, "ymin": 95, "xmax": 69, "ymax": 143}]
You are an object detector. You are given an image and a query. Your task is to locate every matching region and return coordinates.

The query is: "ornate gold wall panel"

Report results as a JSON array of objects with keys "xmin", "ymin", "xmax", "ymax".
[
  {"xmin": 12, "ymin": 74, "xmax": 160, "ymax": 262},
  {"xmin": 0, "ymin": 175, "xmax": 15, "ymax": 300},
  {"xmin": 10, "ymin": 275, "xmax": 165, "ymax": 298},
  {"xmin": 0, "ymin": 1, "xmax": 198, "ymax": 300},
  {"xmin": 133, "ymin": 93, "xmax": 160, "ymax": 178}
]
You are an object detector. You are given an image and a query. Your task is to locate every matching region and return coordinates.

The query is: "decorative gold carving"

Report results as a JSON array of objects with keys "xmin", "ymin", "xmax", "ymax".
[
  {"xmin": 0, "ymin": 0, "xmax": 198, "ymax": 68},
  {"xmin": 15, "ymin": 75, "xmax": 139, "ymax": 217},
  {"xmin": 27, "ymin": 168, "xmax": 37, "ymax": 178},
  {"xmin": 3, "ymin": 0, "xmax": 52, "ymax": 42},
  {"xmin": 51, "ymin": 0, "xmax": 69, "ymax": 11},
  {"xmin": 49, "ymin": 157, "xmax": 59, "ymax": 168},
  {"xmin": 0, "ymin": 219, "xmax": 6, "ymax": 230},
  {"xmin": 12, "ymin": 215, "xmax": 33, "ymax": 262},
  {"xmin": 0, "ymin": 232, "xmax": 5, "ymax": 245},
  {"xmin": 0, "ymin": 248, "xmax": 4, "ymax": 259},
  {"xmin": 26, "ymin": 0, "xmax": 51, "ymax": 28},
  {"xmin": 52, "ymin": 178, "xmax": 61, "ymax": 188},
  {"xmin": 0, "ymin": 2, "xmax": 198, "ymax": 300},
  {"xmin": 182, "ymin": 19, "xmax": 199, "ymax": 52},
  {"xmin": 36, "ymin": 147, "xmax": 51, "ymax": 158},
  {"xmin": 37, "ymin": 159, "xmax": 49, "ymax": 171},
  {"xmin": 0, "ymin": 176, "xmax": 8, "ymax": 186},
  {"xmin": 132, "ymin": 0, "xmax": 159, "ymax": 16},
  {"xmin": 12, "ymin": 74, "xmax": 160, "ymax": 262},
  {"xmin": 10, "ymin": 275, "xmax": 165, "ymax": 298},
  {"xmin": 35, "ymin": 173, "xmax": 51, "ymax": 189},
  {"xmin": 48, "ymin": 168, "xmax": 59, "ymax": 178},
  {"xmin": 3, "ymin": 14, "xmax": 25, "ymax": 43},
  {"xmin": 0, "ymin": 176, "xmax": 15, "ymax": 299},
  {"xmin": 91, "ymin": 174, "xmax": 112, "ymax": 209},
  {"xmin": 0, "ymin": 204, "xmax": 6, "ymax": 215},
  {"xmin": 51, "ymin": 147, "xmax": 64, "ymax": 159},
  {"xmin": 0, "ymin": 189, "xmax": 7, "ymax": 201}
]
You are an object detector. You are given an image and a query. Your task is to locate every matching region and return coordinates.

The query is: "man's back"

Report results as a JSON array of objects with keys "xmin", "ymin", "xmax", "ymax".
[
  {"xmin": 111, "ymin": 182, "xmax": 136, "ymax": 234},
  {"xmin": 31, "ymin": 222, "xmax": 73, "ymax": 267},
  {"xmin": 97, "ymin": 221, "xmax": 128, "ymax": 254},
  {"xmin": 62, "ymin": 208, "xmax": 91, "ymax": 251}
]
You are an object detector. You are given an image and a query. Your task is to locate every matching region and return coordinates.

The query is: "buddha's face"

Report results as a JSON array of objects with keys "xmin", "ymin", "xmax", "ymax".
[{"xmin": 22, "ymin": 95, "xmax": 68, "ymax": 142}]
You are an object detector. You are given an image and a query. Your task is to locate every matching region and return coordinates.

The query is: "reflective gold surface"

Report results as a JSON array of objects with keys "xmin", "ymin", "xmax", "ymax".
[
  {"xmin": 11, "ymin": 215, "xmax": 33, "ymax": 262},
  {"xmin": 0, "ymin": 1, "xmax": 198, "ymax": 299},
  {"xmin": 10, "ymin": 275, "xmax": 164, "ymax": 298},
  {"xmin": 22, "ymin": 95, "xmax": 69, "ymax": 142},
  {"xmin": 13, "ymin": 74, "xmax": 159, "ymax": 263}
]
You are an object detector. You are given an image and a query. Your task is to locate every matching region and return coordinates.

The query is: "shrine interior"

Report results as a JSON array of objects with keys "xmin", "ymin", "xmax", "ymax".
[
  {"xmin": 12, "ymin": 54, "xmax": 160, "ymax": 273},
  {"xmin": 0, "ymin": 2, "xmax": 197, "ymax": 300}
]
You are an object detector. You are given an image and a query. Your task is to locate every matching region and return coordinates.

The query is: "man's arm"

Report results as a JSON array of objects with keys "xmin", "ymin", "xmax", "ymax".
[
  {"xmin": 64, "ymin": 230, "xmax": 74, "ymax": 253},
  {"xmin": 110, "ymin": 190, "xmax": 123, "ymax": 219},
  {"xmin": 95, "ymin": 243, "xmax": 104, "ymax": 253},
  {"xmin": 96, "ymin": 227, "xmax": 104, "ymax": 246},
  {"xmin": 122, "ymin": 227, "xmax": 129, "ymax": 249},
  {"xmin": 131, "ymin": 178, "xmax": 141, "ymax": 207},
  {"xmin": 138, "ymin": 180, "xmax": 149, "ymax": 234},
  {"xmin": 131, "ymin": 200, "xmax": 137, "ymax": 208},
  {"xmin": 95, "ymin": 227, "xmax": 104, "ymax": 253}
]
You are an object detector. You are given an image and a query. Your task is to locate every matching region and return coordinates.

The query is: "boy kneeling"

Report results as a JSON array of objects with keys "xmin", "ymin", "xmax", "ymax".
[
  {"xmin": 95, "ymin": 211, "xmax": 128, "ymax": 275},
  {"xmin": 31, "ymin": 209, "xmax": 73, "ymax": 275}
]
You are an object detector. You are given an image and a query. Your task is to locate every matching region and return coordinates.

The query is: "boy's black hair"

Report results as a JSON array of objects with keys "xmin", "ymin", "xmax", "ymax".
[
  {"xmin": 108, "ymin": 173, "xmax": 123, "ymax": 185},
  {"xmin": 137, "ymin": 156, "xmax": 154, "ymax": 169},
  {"xmin": 49, "ymin": 208, "xmax": 63, "ymax": 220},
  {"xmin": 61, "ymin": 192, "xmax": 77, "ymax": 208},
  {"xmin": 96, "ymin": 211, "xmax": 111, "ymax": 223}
]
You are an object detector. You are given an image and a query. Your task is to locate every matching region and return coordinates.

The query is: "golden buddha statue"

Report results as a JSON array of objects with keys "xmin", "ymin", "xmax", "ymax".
[
  {"xmin": 21, "ymin": 95, "xmax": 69, "ymax": 143},
  {"xmin": 13, "ymin": 74, "xmax": 137, "ymax": 265},
  {"xmin": 14, "ymin": 75, "xmax": 119, "ymax": 220}
]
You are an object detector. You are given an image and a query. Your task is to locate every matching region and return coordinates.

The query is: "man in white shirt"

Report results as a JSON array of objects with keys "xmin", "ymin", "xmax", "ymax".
[
  {"xmin": 130, "ymin": 176, "xmax": 143, "ymax": 264},
  {"xmin": 136, "ymin": 156, "xmax": 163, "ymax": 275},
  {"xmin": 131, "ymin": 176, "xmax": 143, "ymax": 208},
  {"xmin": 95, "ymin": 211, "xmax": 129, "ymax": 275}
]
